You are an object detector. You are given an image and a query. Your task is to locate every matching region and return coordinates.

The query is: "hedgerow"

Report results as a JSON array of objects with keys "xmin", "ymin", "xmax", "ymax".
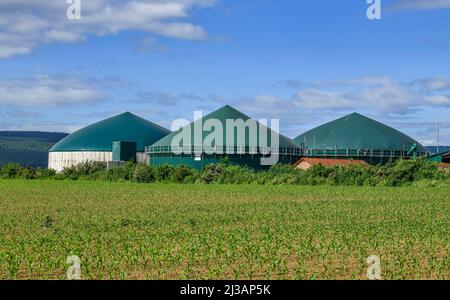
[{"xmin": 1, "ymin": 158, "xmax": 449, "ymax": 187}]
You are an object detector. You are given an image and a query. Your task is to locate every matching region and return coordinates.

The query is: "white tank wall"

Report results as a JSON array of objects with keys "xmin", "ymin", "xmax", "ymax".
[{"xmin": 48, "ymin": 152, "xmax": 146, "ymax": 172}]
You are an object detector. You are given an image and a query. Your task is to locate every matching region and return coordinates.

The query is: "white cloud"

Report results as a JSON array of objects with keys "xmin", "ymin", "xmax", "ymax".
[
  {"xmin": 0, "ymin": 45, "xmax": 32, "ymax": 58},
  {"xmin": 413, "ymin": 76, "xmax": 450, "ymax": 91},
  {"xmin": 424, "ymin": 95, "xmax": 450, "ymax": 105},
  {"xmin": 233, "ymin": 76, "xmax": 450, "ymax": 144},
  {"xmin": 0, "ymin": 0, "xmax": 215, "ymax": 58},
  {"xmin": 244, "ymin": 95, "xmax": 290, "ymax": 114},
  {"xmin": 289, "ymin": 77, "xmax": 450, "ymax": 114},
  {"xmin": 44, "ymin": 30, "xmax": 86, "ymax": 43},
  {"xmin": 294, "ymin": 89, "xmax": 353, "ymax": 110},
  {"xmin": 134, "ymin": 91, "xmax": 179, "ymax": 105},
  {"xmin": 388, "ymin": 0, "xmax": 450, "ymax": 11},
  {"xmin": 0, "ymin": 75, "xmax": 104, "ymax": 106}
]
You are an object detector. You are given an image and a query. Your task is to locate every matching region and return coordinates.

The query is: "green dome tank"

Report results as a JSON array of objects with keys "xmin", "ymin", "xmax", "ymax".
[
  {"xmin": 50, "ymin": 112, "xmax": 171, "ymax": 152},
  {"xmin": 148, "ymin": 105, "xmax": 301, "ymax": 169},
  {"xmin": 293, "ymin": 113, "xmax": 427, "ymax": 164}
]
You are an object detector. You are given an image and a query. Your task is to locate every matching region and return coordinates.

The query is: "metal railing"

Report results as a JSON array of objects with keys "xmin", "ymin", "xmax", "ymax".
[
  {"xmin": 145, "ymin": 144, "xmax": 427, "ymax": 159},
  {"xmin": 145, "ymin": 145, "xmax": 303, "ymax": 156},
  {"xmin": 303, "ymin": 148, "xmax": 427, "ymax": 158}
]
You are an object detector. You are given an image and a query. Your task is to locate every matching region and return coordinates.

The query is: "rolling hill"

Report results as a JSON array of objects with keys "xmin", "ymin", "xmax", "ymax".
[
  {"xmin": 0, "ymin": 131, "xmax": 68, "ymax": 168},
  {"xmin": 425, "ymin": 146, "xmax": 450, "ymax": 154}
]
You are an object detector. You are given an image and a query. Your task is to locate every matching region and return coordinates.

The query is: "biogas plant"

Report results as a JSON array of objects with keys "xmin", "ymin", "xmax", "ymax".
[{"xmin": 49, "ymin": 105, "xmax": 439, "ymax": 172}]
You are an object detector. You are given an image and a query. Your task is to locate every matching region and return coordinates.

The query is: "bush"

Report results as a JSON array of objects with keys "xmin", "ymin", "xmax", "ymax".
[
  {"xmin": 104, "ymin": 161, "xmax": 138, "ymax": 182},
  {"xmin": 154, "ymin": 164, "xmax": 175, "ymax": 182},
  {"xmin": 123, "ymin": 161, "xmax": 137, "ymax": 180},
  {"xmin": 200, "ymin": 163, "xmax": 226, "ymax": 184},
  {"xmin": 35, "ymin": 168, "xmax": 56, "ymax": 179},
  {"xmin": 74, "ymin": 161, "xmax": 106, "ymax": 177},
  {"xmin": 59, "ymin": 161, "xmax": 106, "ymax": 180},
  {"xmin": 1, "ymin": 157, "xmax": 449, "ymax": 187},
  {"xmin": 183, "ymin": 173, "xmax": 200, "ymax": 184},
  {"xmin": 1, "ymin": 163, "xmax": 21, "ymax": 178},
  {"xmin": 19, "ymin": 167, "xmax": 37, "ymax": 180},
  {"xmin": 106, "ymin": 167, "xmax": 128, "ymax": 182},
  {"xmin": 132, "ymin": 164, "xmax": 155, "ymax": 183},
  {"xmin": 219, "ymin": 165, "xmax": 255, "ymax": 184},
  {"xmin": 169, "ymin": 165, "xmax": 195, "ymax": 183}
]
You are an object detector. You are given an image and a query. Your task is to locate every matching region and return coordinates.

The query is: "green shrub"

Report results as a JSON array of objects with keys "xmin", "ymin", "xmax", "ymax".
[
  {"xmin": 1, "ymin": 157, "xmax": 449, "ymax": 187},
  {"xmin": 132, "ymin": 164, "xmax": 155, "ymax": 183},
  {"xmin": 19, "ymin": 167, "xmax": 37, "ymax": 180},
  {"xmin": 75, "ymin": 161, "xmax": 107, "ymax": 176},
  {"xmin": 35, "ymin": 168, "xmax": 56, "ymax": 179},
  {"xmin": 200, "ymin": 163, "xmax": 226, "ymax": 184},
  {"xmin": 154, "ymin": 164, "xmax": 175, "ymax": 182},
  {"xmin": 123, "ymin": 161, "xmax": 137, "ymax": 180},
  {"xmin": 106, "ymin": 167, "xmax": 128, "ymax": 182},
  {"xmin": 59, "ymin": 161, "xmax": 106, "ymax": 180},
  {"xmin": 1, "ymin": 163, "xmax": 21, "ymax": 178},
  {"xmin": 3, "ymin": 166, "xmax": 53, "ymax": 180},
  {"xmin": 183, "ymin": 173, "xmax": 200, "ymax": 184},
  {"xmin": 169, "ymin": 165, "xmax": 194, "ymax": 183}
]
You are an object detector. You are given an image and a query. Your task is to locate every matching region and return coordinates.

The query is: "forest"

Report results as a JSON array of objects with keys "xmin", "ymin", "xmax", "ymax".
[{"xmin": 0, "ymin": 131, "xmax": 67, "ymax": 167}]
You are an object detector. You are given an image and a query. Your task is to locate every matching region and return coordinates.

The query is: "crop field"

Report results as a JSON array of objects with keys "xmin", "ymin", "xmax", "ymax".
[{"xmin": 0, "ymin": 179, "xmax": 448, "ymax": 280}]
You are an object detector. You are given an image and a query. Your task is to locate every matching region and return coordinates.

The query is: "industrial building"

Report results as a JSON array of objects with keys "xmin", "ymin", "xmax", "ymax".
[
  {"xmin": 293, "ymin": 113, "xmax": 427, "ymax": 164},
  {"xmin": 48, "ymin": 108, "xmax": 434, "ymax": 171},
  {"xmin": 48, "ymin": 112, "xmax": 171, "ymax": 171},
  {"xmin": 146, "ymin": 105, "xmax": 302, "ymax": 169}
]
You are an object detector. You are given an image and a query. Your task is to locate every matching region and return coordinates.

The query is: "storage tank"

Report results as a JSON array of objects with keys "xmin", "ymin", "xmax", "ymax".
[
  {"xmin": 147, "ymin": 105, "xmax": 301, "ymax": 169},
  {"xmin": 48, "ymin": 112, "xmax": 171, "ymax": 171},
  {"xmin": 293, "ymin": 112, "xmax": 427, "ymax": 164}
]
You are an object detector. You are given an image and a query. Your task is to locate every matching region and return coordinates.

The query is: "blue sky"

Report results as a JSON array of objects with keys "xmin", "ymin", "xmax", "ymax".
[{"xmin": 0, "ymin": 0, "xmax": 449, "ymax": 145}]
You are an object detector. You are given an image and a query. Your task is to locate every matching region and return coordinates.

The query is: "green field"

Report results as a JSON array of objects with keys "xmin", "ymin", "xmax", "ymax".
[{"xmin": 0, "ymin": 179, "xmax": 448, "ymax": 280}]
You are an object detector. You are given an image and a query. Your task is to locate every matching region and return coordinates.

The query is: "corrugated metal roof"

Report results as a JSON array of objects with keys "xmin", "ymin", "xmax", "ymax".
[
  {"xmin": 150, "ymin": 105, "xmax": 299, "ymax": 149},
  {"xmin": 49, "ymin": 112, "xmax": 171, "ymax": 152},
  {"xmin": 293, "ymin": 113, "xmax": 427, "ymax": 152}
]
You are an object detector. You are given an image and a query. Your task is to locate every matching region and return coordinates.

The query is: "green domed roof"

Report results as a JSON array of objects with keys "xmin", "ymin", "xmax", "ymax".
[
  {"xmin": 50, "ymin": 112, "xmax": 171, "ymax": 152},
  {"xmin": 151, "ymin": 105, "xmax": 298, "ymax": 149},
  {"xmin": 293, "ymin": 113, "xmax": 426, "ymax": 152}
]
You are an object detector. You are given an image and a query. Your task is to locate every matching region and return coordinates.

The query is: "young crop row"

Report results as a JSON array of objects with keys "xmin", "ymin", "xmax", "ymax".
[{"xmin": 0, "ymin": 180, "xmax": 448, "ymax": 279}]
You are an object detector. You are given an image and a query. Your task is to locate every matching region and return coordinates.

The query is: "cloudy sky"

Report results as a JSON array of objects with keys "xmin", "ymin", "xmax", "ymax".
[{"xmin": 0, "ymin": 0, "xmax": 449, "ymax": 145}]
